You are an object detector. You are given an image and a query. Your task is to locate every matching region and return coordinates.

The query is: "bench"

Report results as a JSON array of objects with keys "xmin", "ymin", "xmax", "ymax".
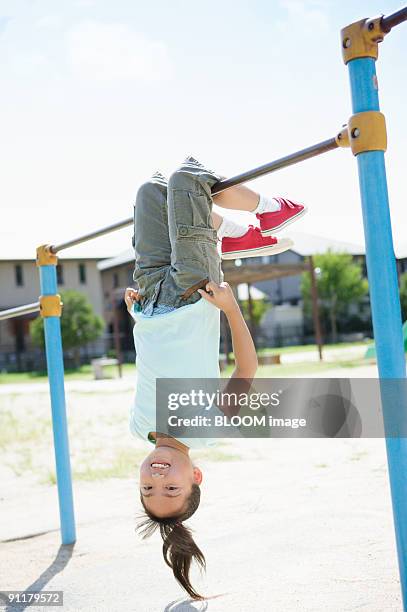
[
  {"xmin": 219, "ymin": 353, "xmax": 281, "ymax": 369},
  {"xmin": 257, "ymin": 353, "xmax": 281, "ymax": 365},
  {"xmin": 91, "ymin": 357, "xmax": 120, "ymax": 380}
]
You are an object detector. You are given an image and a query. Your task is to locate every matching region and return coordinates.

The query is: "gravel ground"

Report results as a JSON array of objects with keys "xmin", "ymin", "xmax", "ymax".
[{"xmin": 0, "ymin": 364, "xmax": 403, "ymax": 612}]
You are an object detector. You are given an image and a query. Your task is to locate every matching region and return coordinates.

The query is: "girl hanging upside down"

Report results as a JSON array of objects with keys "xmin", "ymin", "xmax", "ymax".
[{"xmin": 124, "ymin": 156, "xmax": 306, "ymax": 599}]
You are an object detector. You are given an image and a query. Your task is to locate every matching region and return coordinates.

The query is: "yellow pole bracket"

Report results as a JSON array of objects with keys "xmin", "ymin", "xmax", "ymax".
[
  {"xmin": 39, "ymin": 295, "xmax": 63, "ymax": 318},
  {"xmin": 36, "ymin": 244, "xmax": 58, "ymax": 267},
  {"xmin": 341, "ymin": 16, "xmax": 386, "ymax": 64},
  {"xmin": 348, "ymin": 111, "xmax": 387, "ymax": 156},
  {"xmin": 335, "ymin": 125, "xmax": 350, "ymax": 148}
]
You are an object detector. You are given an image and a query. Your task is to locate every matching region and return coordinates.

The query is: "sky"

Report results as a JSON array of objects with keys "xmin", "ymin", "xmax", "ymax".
[{"xmin": 1, "ymin": 0, "xmax": 406, "ymax": 260}]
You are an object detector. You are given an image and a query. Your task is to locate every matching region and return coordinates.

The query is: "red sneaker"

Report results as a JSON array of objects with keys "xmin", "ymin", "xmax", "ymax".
[
  {"xmin": 221, "ymin": 226, "xmax": 293, "ymax": 260},
  {"xmin": 256, "ymin": 197, "xmax": 307, "ymax": 236}
]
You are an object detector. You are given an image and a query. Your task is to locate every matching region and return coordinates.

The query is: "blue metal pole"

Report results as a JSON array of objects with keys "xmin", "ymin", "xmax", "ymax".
[
  {"xmin": 347, "ymin": 57, "xmax": 407, "ymax": 607},
  {"xmin": 39, "ymin": 264, "xmax": 76, "ymax": 545}
]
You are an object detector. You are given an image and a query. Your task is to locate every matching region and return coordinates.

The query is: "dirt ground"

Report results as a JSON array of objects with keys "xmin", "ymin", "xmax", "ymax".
[{"xmin": 0, "ymin": 367, "xmax": 404, "ymax": 611}]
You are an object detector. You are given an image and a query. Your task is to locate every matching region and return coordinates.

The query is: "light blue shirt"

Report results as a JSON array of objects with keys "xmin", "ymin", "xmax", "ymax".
[{"xmin": 129, "ymin": 297, "xmax": 221, "ymax": 448}]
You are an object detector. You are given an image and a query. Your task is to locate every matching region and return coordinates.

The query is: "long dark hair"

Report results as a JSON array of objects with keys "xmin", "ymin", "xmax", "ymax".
[{"xmin": 137, "ymin": 483, "xmax": 205, "ymax": 599}]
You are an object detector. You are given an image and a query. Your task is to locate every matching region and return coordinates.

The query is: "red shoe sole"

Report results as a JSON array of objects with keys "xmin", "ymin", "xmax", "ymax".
[{"xmin": 222, "ymin": 238, "xmax": 294, "ymax": 260}]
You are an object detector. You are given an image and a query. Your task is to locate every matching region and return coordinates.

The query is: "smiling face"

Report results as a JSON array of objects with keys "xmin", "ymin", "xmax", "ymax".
[{"xmin": 139, "ymin": 445, "xmax": 203, "ymax": 518}]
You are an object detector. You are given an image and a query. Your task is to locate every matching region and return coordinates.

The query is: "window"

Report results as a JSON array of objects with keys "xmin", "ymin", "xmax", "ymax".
[
  {"xmin": 15, "ymin": 264, "xmax": 24, "ymax": 286},
  {"xmin": 14, "ymin": 319, "xmax": 26, "ymax": 352},
  {"xmin": 113, "ymin": 272, "xmax": 119, "ymax": 288},
  {"xmin": 57, "ymin": 264, "xmax": 64, "ymax": 285},
  {"xmin": 79, "ymin": 263, "xmax": 86, "ymax": 284}
]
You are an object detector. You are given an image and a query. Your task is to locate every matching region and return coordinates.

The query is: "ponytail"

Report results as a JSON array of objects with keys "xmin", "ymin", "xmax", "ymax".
[{"xmin": 137, "ymin": 483, "xmax": 205, "ymax": 599}]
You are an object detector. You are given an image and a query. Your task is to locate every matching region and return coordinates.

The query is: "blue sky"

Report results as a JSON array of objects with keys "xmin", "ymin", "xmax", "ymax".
[{"xmin": 1, "ymin": 0, "xmax": 406, "ymax": 258}]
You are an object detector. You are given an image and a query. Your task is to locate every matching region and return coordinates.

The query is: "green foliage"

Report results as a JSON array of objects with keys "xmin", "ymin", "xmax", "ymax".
[
  {"xmin": 240, "ymin": 298, "xmax": 271, "ymax": 326},
  {"xmin": 400, "ymin": 272, "xmax": 407, "ymax": 322},
  {"xmin": 30, "ymin": 289, "xmax": 104, "ymax": 351},
  {"xmin": 301, "ymin": 251, "xmax": 368, "ymax": 341}
]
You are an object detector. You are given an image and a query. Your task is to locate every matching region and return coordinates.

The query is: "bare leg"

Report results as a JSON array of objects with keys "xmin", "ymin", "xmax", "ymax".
[
  {"xmin": 213, "ymin": 184, "xmax": 260, "ymax": 212},
  {"xmin": 211, "ymin": 210, "xmax": 223, "ymax": 232}
]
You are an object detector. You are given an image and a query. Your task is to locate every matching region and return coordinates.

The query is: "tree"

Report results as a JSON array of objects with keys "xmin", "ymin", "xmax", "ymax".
[
  {"xmin": 301, "ymin": 251, "xmax": 368, "ymax": 343},
  {"xmin": 400, "ymin": 272, "xmax": 407, "ymax": 322},
  {"xmin": 237, "ymin": 291, "xmax": 271, "ymax": 348},
  {"xmin": 240, "ymin": 298, "xmax": 271, "ymax": 327},
  {"xmin": 30, "ymin": 290, "xmax": 104, "ymax": 367}
]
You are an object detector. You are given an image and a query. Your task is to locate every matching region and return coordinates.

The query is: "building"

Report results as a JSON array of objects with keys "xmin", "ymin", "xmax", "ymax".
[
  {"xmin": 98, "ymin": 252, "xmax": 136, "ymax": 360},
  {"xmin": 242, "ymin": 232, "xmax": 365, "ymax": 302},
  {"xmin": 0, "ymin": 256, "xmax": 104, "ymax": 371},
  {"xmin": 240, "ymin": 232, "xmax": 368, "ymax": 345},
  {"xmin": 396, "ymin": 245, "xmax": 407, "ymax": 277},
  {"xmin": 2, "ymin": 231, "xmax": 407, "ymax": 371}
]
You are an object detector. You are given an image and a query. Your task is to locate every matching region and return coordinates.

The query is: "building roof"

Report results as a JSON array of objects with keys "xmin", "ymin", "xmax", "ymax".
[
  {"xmin": 98, "ymin": 249, "xmax": 134, "ymax": 270},
  {"xmin": 10, "ymin": 230, "xmax": 393, "ymax": 271},
  {"xmin": 224, "ymin": 261, "xmax": 307, "ymax": 285},
  {"xmin": 96, "ymin": 232, "xmax": 366, "ymax": 272},
  {"xmin": 288, "ymin": 232, "xmax": 365, "ymax": 256},
  {"xmin": 395, "ymin": 244, "xmax": 407, "ymax": 260}
]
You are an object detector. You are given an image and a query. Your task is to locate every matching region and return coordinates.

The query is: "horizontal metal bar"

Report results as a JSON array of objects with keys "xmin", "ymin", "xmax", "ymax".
[
  {"xmin": 0, "ymin": 302, "xmax": 40, "ymax": 321},
  {"xmin": 381, "ymin": 6, "xmax": 407, "ymax": 33},
  {"xmin": 50, "ymin": 217, "xmax": 133, "ymax": 254},
  {"xmin": 211, "ymin": 138, "xmax": 339, "ymax": 194},
  {"xmin": 50, "ymin": 135, "xmax": 338, "ymax": 253}
]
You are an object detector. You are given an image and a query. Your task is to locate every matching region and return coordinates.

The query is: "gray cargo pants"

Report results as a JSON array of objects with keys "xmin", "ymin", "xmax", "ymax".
[{"xmin": 133, "ymin": 156, "xmax": 224, "ymax": 316}]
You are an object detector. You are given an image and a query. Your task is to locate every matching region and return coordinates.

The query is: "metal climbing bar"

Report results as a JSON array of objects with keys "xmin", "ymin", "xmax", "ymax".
[
  {"xmin": 50, "ymin": 217, "xmax": 133, "ymax": 254},
  {"xmin": 381, "ymin": 6, "xmax": 407, "ymax": 32},
  {"xmin": 50, "ymin": 136, "xmax": 340, "ymax": 254},
  {"xmin": 0, "ymin": 302, "xmax": 40, "ymax": 321},
  {"xmin": 341, "ymin": 7, "xmax": 407, "ymax": 610},
  {"xmin": 211, "ymin": 137, "xmax": 338, "ymax": 194}
]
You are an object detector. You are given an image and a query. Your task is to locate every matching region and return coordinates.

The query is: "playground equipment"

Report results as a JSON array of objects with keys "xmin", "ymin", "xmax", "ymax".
[
  {"xmin": 1, "ymin": 6, "xmax": 407, "ymax": 608},
  {"xmin": 366, "ymin": 321, "xmax": 407, "ymax": 359}
]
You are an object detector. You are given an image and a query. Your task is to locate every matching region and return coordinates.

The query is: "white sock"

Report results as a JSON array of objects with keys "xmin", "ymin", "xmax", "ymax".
[
  {"xmin": 217, "ymin": 216, "xmax": 248, "ymax": 240},
  {"xmin": 252, "ymin": 194, "xmax": 281, "ymax": 215}
]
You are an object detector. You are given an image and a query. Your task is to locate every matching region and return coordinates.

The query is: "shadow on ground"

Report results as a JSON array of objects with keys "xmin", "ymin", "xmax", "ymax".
[
  {"xmin": 2, "ymin": 544, "xmax": 74, "ymax": 612},
  {"xmin": 164, "ymin": 592, "xmax": 229, "ymax": 612},
  {"xmin": 164, "ymin": 600, "xmax": 208, "ymax": 612}
]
